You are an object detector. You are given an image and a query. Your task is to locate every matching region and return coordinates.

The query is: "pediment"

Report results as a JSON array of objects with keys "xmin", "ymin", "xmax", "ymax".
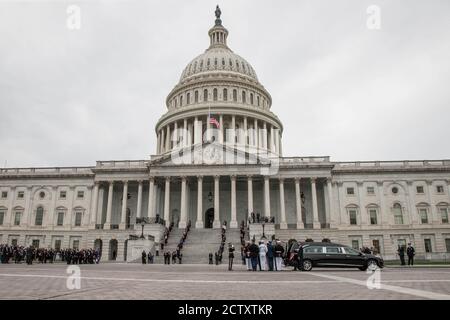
[{"xmin": 150, "ymin": 142, "xmax": 277, "ymax": 168}]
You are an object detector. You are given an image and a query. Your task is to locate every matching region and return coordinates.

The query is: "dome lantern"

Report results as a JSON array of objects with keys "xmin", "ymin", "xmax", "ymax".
[{"xmin": 208, "ymin": 5, "xmax": 229, "ymax": 49}]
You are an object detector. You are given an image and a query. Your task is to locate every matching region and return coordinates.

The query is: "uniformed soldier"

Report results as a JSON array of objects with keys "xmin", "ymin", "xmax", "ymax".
[
  {"xmin": 274, "ymin": 240, "xmax": 285, "ymax": 271},
  {"xmin": 228, "ymin": 243, "xmax": 235, "ymax": 271}
]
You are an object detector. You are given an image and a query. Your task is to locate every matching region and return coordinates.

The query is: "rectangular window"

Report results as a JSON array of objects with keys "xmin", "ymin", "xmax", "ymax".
[
  {"xmin": 346, "ymin": 187, "xmax": 355, "ymax": 195},
  {"xmin": 54, "ymin": 240, "xmax": 62, "ymax": 251},
  {"xmin": 72, "ymin": 240, "xmax": 80, "ymax": 250},
  {"xmin": 1, "ymin": 191, "xmax": 7, "ymax": 199},
  {"xmin": 440, "ymin": 208, "xmax": 449, "ymax": 223},
  {"xmin": 75, "ymin": 212, "xmax": 82, "ymax": 226},
  {"xmin": 351, "ymin": 240, "xmax": 359, "ymax": 250},
  {"xmin": 349, "ymin": 210, "xmax": 357, "ymax": 225},
  {"xmin": 11, "ymin": 239, "xmax": 18, "ymax": 246},
  {"xmin": 446, "ymin": 239, "xmax": 450, "ymax": 253},
  {"xmin": 416, "ymin": 186, "xmax": 424, "ymax": 194},
  {"xmin": 77, "ymin": 191, "xmax": 84, "ymax": 199},
  {"xmin": 14, "ymin": 212, "xmax": 21, "ymax": 225},
  {"xmin": 367, "ymin": 187, "xmax": 375, "ymax": 195},
  {"xmin": 32, "ymin": 240, "xmax": 40, "ymax": 248},
  {"xmin": 436, "ymin": 185, "xmax": 444, "ymax": 194},
  {"xmin": 17, "ymin": 191, "xmax": 24, "ymax": 199},
  {"xmin": 424, "ymin": 239, "xmax": 432, "ymax": 253},
  {"xmin": 57, "ymin": 212, "xmax": 64, "ymax": 226},
  {"xmin": 369, "ymin": 209, "xmax": 378, "ymax": 225},
  {"xmin": 0, "ymin": 211, "xmax": 4, "ymax": 225},
  {"xmin": 419, "ymin": 208, "xmax": 429, "ymax": 224},
  {"xmin": 59, "ymin": 191, "xmax": 67, "ymax": 199}
]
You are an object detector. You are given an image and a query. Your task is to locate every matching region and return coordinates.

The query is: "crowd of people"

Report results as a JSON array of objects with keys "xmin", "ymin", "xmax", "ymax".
[
  {"xmin": 0, "ymin": 244, "xmax": 101, "ymax": 265},
  {"xmin": 241, "ymin": 239, "xmax": 285, "ymax": 271},
  {"xmin": 248, "ymin": 212, "xmax": 275, "ymax": 224}
]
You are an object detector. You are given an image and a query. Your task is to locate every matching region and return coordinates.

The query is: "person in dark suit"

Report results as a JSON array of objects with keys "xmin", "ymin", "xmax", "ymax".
[
  {"xmin": 248, "ymin": 240, "xmax": 259, "ymax": 271},
  {"xmin": 228, "ymin": 243, "xmax": 235, "ymax": 271},
  {"xmin": 407, "ymin": 243, "xmax": 415, "ymax": 266},
  {"xmin": 141, "ymin": 250, "xmax": 147, "ymax": 264},
  {"xmin": 266, "ymin": 241, "xmax": 274, "ymax": 271}
]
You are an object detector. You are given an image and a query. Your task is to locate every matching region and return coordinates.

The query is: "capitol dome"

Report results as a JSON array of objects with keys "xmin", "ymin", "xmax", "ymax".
[{"xmin": 155, "ymin": 7, "xmax": 283, "ymax": 157}]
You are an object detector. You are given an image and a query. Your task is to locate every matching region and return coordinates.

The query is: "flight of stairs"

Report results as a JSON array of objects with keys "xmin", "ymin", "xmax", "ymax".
[{"xmin": 153, "ymin": 227, "xmax": 245, "ymax": 264}]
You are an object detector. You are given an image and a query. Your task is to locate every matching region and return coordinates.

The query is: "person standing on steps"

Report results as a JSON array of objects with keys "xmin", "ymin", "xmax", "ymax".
[{"xmin": 228, "ymin": 243, "xmax": 235, "ymax": 271}]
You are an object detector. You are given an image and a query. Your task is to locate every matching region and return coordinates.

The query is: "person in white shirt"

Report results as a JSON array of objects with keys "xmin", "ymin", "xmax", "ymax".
[{"xmin": 258, "ymin": 240, "xmax": 268, "ymax": 271}]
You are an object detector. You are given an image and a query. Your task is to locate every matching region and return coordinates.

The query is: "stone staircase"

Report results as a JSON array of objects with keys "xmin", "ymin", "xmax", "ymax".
[{"xmin": 154, "ymin": 227, "xmax": 244, "ymax": 264}]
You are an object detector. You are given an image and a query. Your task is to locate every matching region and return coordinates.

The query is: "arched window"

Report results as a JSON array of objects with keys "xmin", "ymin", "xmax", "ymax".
[
  {"xmin": 250, "ymin": 93, "xmax": 254, "ymax": 105},
  {"xmin": 214, "ymin": 58, "xmax": 218, "ymax": 68},
  {"xmin": 194, "ymin": 90, "xmax": 199, "ymax": 103},
  {"xmin": 213, "ymin": 88, "xmax": 218, "ymax": 101},
  {"xmin": 236, "ymin": 61, "xmax": 240, "ymax": 71},
  {"xmin": 393, "ymin": 203, "xmax": 404, "ymax": 224},
  {"xmin": 242, "ymin": 91, "xmax": 246, "ymax": 104},
  {"xmin": 223, "ymin": 88, "xmax": 228, "ymax": 101},
  {"xmin": 207, "ymin": 58, "xmax": 210, "ymax": 69},
  {"xmin": 203, "ymin": 89, "xmax": 208, "ymax": 102},
  {"xmin": 174, "ymin": 98, "xmax": 177, "ymax": 108},
  {"xmin": 179, "ymin": 95, "xmax": 183, "ymax": 107},
  {"xmin": 233, "ymin": 89, "xmax": 237, "ymax": 102},
  {"xmin": 35, "ymin": 206, "xmax": 44, "ymax": 226},
  {"xmin": 186, "ymin": 92, "xmax": 190, "ymax": 105},
  {"xmin": 257, "ymin": 96, "xmax": 260, "ymax": 106},
  {"xmin": 222, "ymin": 58, "xmax": 225, "ymax": 67},
  {"xmin": 229, "ymin": 59, "xmax": 233, "ymax": 68}
]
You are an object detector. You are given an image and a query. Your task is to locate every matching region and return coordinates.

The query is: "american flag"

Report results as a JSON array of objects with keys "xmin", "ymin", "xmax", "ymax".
[{"xmin": 209, "ymin": 116, "xmax": 220, "ymax": 128}]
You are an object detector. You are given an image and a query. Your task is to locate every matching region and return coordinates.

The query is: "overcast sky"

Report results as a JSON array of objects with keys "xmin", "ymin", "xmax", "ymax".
[{"xmin": 0, "ymin": 0, "xmax": 449, "ymax": 168}]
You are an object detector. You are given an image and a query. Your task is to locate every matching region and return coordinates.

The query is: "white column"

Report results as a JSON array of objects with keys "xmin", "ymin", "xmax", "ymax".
[
  {"xmin": 279, "ymin": 178, "xmax": 287, "ymax": 229},
  {"xmin": 264, "ymin": 176, "xmax": 271, "ymax": 217},
  {"xmin": 247, "ymin": 176, "xmax": 253, "ymax": 217},
  {"xmin": 147, "ymin": 177, "xmax": 155, "ymax": 218},
  {"xmin": 174, "ymin": 122, "xmax": 178, "ymax": 148},
  {"xmin": 104, "ymin": 182, "xmax": 114, "ymax": 229},
  {"xmin": 120, "ymin": 181, "xmax": 128, "ymax": 229},
  {"xmin": 164, "ymin": 177, "xmax": 170, "ymax": 227},
  {"xmin": 156, "ymin": 132, "xmax": 160, "ymax": 154},
  {"xmin": 179, "ymin": 176, "xmax": 187, "ymax": 228},
  {"xmin": 90, "ymin": 182, "xmax": 99, "ymax": 227},
  {"xmin": 231, "ymin": 115, "xmax": 236, "ymax": 146},
  {"xmin": 196, "ymin": 176, "xmax": 204, "ymax": 228},
  {"xmin": 270, "ymin": 125, "xmax": 275, "ymax": 152},
  {"xmin": 406, "ymin": 181, "xmax": 417, "ymax": 225},
  {"xmin": 263, "ymin": 122, "xmax": 267, "ymax": 149},
  {"xmin": 295, "ymin": 178, "xmax": 303, "ymax": 229},
  {"xmin": 426, "ymin": 180, "xmax": 439, "ymax": 224},
  {"xmin": 4, "ymin": 187, "xmax": 15, "ymax": 228},
  {"xmin": 230, "ymin": 175, "xmax": 238, "ymax": 228},
  {"xmin": 183, "ymin": 119, "xmax": 188, "ymax": 147},
  {"xmin": 378, "ymin": 181, "xmax": 388, "ymax": 226},
  {"xmin": 243, "ymin": 117, "xmax": 248, "ymax": 147},
  {"xmin": 165, "ymin": 124, "xmax": 171, "ymax": 151},
  {"xmin": 311, "ymin": 178, "xmax": 320, "ymax": 229},
  {"xmin": 327, "ymin": 178, "xmax": 335, "ymax": 228},
  {"xmin": 219, "ymin": 115, "xmax": 224, "ymax": 143},
  {"xmin": 194, "ymin": 116, "xmax": 199, "ymax": 144},
  {"xmin": 254, "ymin": 119, "xmax": 258, "ymax": 148},
  {"xmin": 207, "ymin": 114, "xmax": 211, "ymax": 141},
  {"xmin": 46, "ymin": 186, "xmax": 57, "ymax": 228},
  {"xmin": 136, "ymin": 180, "xmax": 143, "ymax": 219},
  {"xmin": 213, "ymin": 175, "xmax": 221, "ymax": 228},
  {"xmin": 275, "ymin": 128, "xmax": 280, "ymax": 154}
]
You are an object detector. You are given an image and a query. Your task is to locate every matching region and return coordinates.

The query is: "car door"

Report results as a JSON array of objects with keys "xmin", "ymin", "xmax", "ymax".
[
  {"xmin": 342, "ymin": 247, "xmax": 365, "ymax": 267},
  {"xmin": 323, "ymin": 246, "xmax": 346, "ymax": 266},
  {"xmin": 303, "ymin": 246, "xmax": 326, "ymax": 266}
]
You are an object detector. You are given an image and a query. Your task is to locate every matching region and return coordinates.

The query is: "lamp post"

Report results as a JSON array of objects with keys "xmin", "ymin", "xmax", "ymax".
[{"xmin": 140, "ymin": 221, "xmax": 145, "ymax": 239}]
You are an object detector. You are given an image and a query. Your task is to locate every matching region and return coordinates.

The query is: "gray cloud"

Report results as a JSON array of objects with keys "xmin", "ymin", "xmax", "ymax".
[{"xmin": 0, "ymin": 0, "xmax": 449, "ymax": 167}]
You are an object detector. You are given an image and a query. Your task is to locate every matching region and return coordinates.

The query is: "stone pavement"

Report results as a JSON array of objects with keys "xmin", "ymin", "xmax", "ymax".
[{"xmin": 0, "ymin": 263, "xmax": 449, "ymax": 300}]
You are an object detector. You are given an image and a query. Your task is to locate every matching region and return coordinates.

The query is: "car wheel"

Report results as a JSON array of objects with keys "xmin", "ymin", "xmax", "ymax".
[
  {"xmin": 302, "ymin": 260, "xmax": 312, "ymax": 271},
  {"xmin": 367, "ymin": 259, "xmax": 378, "ymax": 271}
]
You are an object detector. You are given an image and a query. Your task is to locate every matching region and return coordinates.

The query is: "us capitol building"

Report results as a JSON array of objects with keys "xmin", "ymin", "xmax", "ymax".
[{"xmin": 1, "ymin": 8, "xmax": 449, "ymax": 262}]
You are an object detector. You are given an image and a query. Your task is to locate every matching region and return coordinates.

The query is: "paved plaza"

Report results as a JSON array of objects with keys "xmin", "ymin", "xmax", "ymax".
[{"xmin": 0, "ymin": 263, "xmax": 450, "ymax": 300}]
